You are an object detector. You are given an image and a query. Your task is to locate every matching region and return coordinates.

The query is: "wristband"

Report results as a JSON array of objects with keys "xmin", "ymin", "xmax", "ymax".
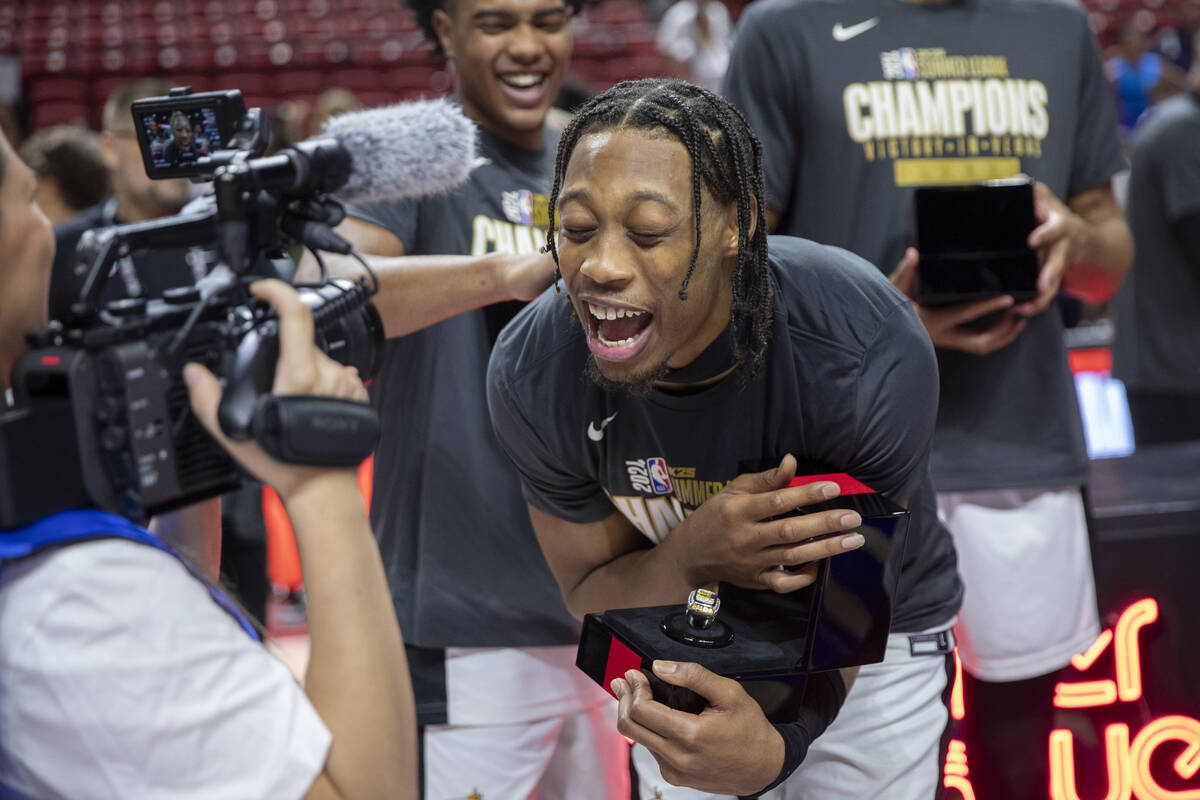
[{"xmin": 737, "ymin": 668, "xmax": 849, "ymax": 798}]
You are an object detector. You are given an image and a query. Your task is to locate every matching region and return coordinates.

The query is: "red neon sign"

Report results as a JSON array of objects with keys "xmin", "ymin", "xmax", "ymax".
[
  {"xmin": 944, "ymin": 599, "xmax": 1200, "ymax": 800},
  {"xmin": 1049, "ymin": 598, "xmax": 1200, "ymax": 800},
  {"xmin": 1054, "ymin": 599, "xmax": 1158, "ymax": 709}
]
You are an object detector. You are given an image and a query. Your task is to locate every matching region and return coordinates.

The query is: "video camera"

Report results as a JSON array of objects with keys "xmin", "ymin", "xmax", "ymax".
[{"xmin": 0, "ymin": 88, "xmax": 383, "ymax": 529}]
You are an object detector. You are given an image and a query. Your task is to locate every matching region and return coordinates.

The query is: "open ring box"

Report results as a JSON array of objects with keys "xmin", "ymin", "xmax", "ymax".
[{"xmin": 575, "ymin": 470, "xmax": 911, "ymax": 721}]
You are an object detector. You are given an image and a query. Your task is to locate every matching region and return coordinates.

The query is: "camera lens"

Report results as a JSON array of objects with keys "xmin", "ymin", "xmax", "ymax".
[{"xmin": 298, "ymin": 280, "xmax": 384, "ymax": 384}]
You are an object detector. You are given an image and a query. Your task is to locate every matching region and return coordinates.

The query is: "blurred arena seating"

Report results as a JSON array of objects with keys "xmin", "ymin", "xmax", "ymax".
[
  {"xmin": 5, "ymin": 0, "xmax": 1194, "ymax": 131},
  {"xmin": 1080, "ymin": 0, "xmax": 1196, "ymax": 49},
  {"xmin": 1, "ymin": 0, "xmax": 679, "ymax": 129}
]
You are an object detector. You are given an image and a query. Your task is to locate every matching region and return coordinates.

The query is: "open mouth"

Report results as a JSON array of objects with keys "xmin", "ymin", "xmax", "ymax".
[
  {"xmin": 497, "ymin": 72, "xmax": 551, "ymax": 105},
  {"xmin": 583, "ymin": 300, "xmax": 654, "ymax": 361},
  {"xmin": 500, "ymin": 73, "xmax": 546, "ymax": 89}
]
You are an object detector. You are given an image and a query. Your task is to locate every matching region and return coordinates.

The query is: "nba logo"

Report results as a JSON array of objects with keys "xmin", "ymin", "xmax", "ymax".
[
  {"xmin": 516, "ymin": 190, "xmax": 534, "ymax": 225},
  {"xmin": 647, "ymin": 458, "xmax": 672, "ymax": 495},
  {"xmin": 900, "ymin": 48, "xmax": 919, "ymax": 80}
]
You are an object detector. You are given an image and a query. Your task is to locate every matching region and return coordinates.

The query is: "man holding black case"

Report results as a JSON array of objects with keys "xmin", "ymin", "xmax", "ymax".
[
  {"xmin": 724, "ymin": 0, "xmax": 1133, "ymax": 795},
  {"xmin": 487, "ymin": 79, "xmax": 962, "ymax": 799}
]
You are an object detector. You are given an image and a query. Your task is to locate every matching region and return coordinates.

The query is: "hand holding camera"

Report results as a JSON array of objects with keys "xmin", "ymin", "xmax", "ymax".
[{"xmin": 184, "ymin": 279, "xmax": 369, "ymax": 502}]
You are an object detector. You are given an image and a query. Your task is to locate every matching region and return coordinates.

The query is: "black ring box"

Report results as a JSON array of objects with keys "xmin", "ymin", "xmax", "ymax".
[
  {"xmin": 575, "ymin": 473, "xmax": 911, "ymax": 720},
  {"xmin": 912, "ymin": 178, "xmax": 1039, "ymax": 308}
]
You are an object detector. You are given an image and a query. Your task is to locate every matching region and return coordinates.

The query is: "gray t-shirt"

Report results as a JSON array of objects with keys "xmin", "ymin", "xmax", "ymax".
[
  {"xmin": 724, "ymin": 0, "xmax": 1126, "ymax": 492},
  {"xmin": 487, "ymin": 237, "xmax": 962, "ymax": 634},
  {"xmin": 346, "ymin": 125, "xmax": 581, "ymax": 648},
  {"xmin": 1112, "ymin": 93, "xmax": 1200, "ymax": 394}
]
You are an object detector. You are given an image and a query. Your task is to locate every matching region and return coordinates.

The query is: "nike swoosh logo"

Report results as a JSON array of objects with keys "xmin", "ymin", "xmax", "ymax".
[
  {"xmin": 833, "ymin": 18, "xmax": 879, "ymax": 41},
  {"xmin": 587, "ymin": 412, "xmax": 619, "ymax": 442},
  {"xmin": 471, "ymin": 156, "xmax": 492, "ymax": 170}
]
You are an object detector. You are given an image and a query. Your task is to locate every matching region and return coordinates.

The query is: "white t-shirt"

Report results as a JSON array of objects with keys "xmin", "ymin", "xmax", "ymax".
[{"xmin": 0, "ymin": 538, "xmax": 330, "ymax": 799}]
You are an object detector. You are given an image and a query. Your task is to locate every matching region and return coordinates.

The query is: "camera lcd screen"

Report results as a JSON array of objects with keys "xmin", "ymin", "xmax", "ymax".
[{"xmin": 131, "ymin": 90, "xmax": 244, "ymax": 179}]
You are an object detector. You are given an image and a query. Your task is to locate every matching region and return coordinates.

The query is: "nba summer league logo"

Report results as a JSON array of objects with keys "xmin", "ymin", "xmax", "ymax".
[
  {"xmin": 625, "ymin": 457, "xmax": 672, "ymax": 495},
  {"xmin": 468, "ymin": 189, "xmax": 552, "ymax": 257},
  {"xmin": 614, "ymin": 460, "xmax": 733, "ymax": 543}
]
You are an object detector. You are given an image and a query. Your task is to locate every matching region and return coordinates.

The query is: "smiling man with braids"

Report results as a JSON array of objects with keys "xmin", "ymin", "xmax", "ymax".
[{"xmin": 487, "ymin": 78, "xmax": 962, "ymax": 798}]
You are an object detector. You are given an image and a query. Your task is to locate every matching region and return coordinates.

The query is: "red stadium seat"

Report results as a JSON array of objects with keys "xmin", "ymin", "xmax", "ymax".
[
  {"xmin": 30, "ymin": 102, "xmax": 92, "ymax": 131},
  {"xmin": 25, "ymin": 3, "xmax": 70, "ymax": 22},
  {"xmin": 22, "ymin": 49, "xmax": 75, "ymax": 79},
  {"xmin": 332, "ymin": 68, "xmax": 389, "ymax": 92},
  {"xmin": 221, "ymin": 71, "xmax": 274, "ymax": 97},
  {"xmin": 573, "ymin": 29, "xmax": 627, "ymax": 59},
  {"xmin": 19, "ymin": 25, "xmax": 63, "ymax": 50},
  {"xmin": 276, "ymin": 70, "xmax": 327, "ymax": 98},
  {"xmin": 27, "ymin": 78, "xmax": 89, "ymax": 105},
  {"xmin": 153, "ymin": 0, "xmax": 180, "ymax": 23},
  {"xmin": 240, "ymin": 94, "xmax": 278, "ymax": 114},
  {"xmin": 386, "ymin": 65, "xmax": 436, "ymax": 93},
  {"xmin": 97, "ymin": 2, "xmax": 126, "ymax": 26},
  {"xmin": 592, "ymin": 0, "xmax": 649, "ymax": 25},
  {"xmin": 355, "ymin": 89, "xmax": 396, "ymax": 108},
  {"xmin": 89, "ymin": 76, "xmax": 129, "ymax": 109},
  {"xmin": 600, "ymin": 55, "xmax": 669, "ymax": 85},
  {"xmin": 207, "ymin": 19, "xmax": 240, "ymax": 45},
  {"xmin": 166, "ymin": 73, "xmax": 216, "ymax": 93},
  {"xmin": 202, "ymin": 1, "xmax": 232, "ymax": 22}
]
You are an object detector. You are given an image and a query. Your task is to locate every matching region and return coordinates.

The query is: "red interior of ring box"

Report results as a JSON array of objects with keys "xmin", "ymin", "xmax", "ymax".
[{"xmin": 788, "ymin": 473, "xmax": 875, "ymax": 496}]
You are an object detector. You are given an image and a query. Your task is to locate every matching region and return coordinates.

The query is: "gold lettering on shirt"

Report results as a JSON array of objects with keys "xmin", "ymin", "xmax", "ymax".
[
  {"xmin": 471, "ymin": 215, "xmax": 548, "ymax": 256},
  {"xmin": 846, "ymin": 48, "xmax": 1050, "ymax": 186}
]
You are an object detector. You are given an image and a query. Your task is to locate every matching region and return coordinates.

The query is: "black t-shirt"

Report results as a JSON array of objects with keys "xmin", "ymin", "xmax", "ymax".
[
  {"xmin": 344, "ymin": 125, "xmax": 583, "ymax": 648},
  {"xmin": 488, "ymin": 236, "xmax": 962, "ymax": 633},
  {"xmin": 1112, "ymin": 92, "xmax": 1200, "ymax": 394},
  {"xmin": 724, "ymin": 0, "xmax": 1126, "ymax": 493}
]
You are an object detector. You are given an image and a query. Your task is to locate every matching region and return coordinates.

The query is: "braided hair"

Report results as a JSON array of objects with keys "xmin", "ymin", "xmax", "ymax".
[{"xmin": 547, "ymin": 78, "xmax": 774, "ymax": 383}]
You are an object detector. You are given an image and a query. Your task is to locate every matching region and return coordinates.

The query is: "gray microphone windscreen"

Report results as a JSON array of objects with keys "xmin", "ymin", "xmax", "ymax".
[{"xmin": 320, "ymin": 98, "xmax": 478, "ymax": 204}]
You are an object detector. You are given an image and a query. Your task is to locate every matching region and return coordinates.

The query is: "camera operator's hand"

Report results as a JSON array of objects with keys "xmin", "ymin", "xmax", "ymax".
[
  {"xmin": 183, "ymin": 279, "xmax": 368, "ymax": 501},
  {"xmin": 664, "ymin": 454, "xmax": 865, "ymax": 593},
  {"xmin": 496, "ymin": 251, "xmax": 558, "ymax": 301},
  {"xmin": 185, "ymin": 280, "xmax": 417, "ymax": 800},
  {"xmin": 889, "ymin": 247, "xmax": 1027, "ymax": 356},
  {"xmin": 613, "ymin": 662, "xmax": 785, "ymax": 796}
]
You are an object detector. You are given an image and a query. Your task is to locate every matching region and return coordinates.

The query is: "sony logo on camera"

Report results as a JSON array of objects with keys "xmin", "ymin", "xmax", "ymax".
[{"xmin": 310, "ymin": 414, "xmax": 363, "ymax": 433}]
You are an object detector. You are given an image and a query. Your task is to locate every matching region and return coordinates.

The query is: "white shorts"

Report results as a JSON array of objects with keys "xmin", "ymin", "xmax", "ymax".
[
  {"xmin": 423, "ymin": 701, "xmax": 629, "ymax": 800},
  {"xmin": 422, "ymin": 644, "xmax": 629, "ymax": 799},
  {"xmin": 939, "ymin": 486, "xmax": 1100, "ymax": 682},
  {"xmin": 632, "ymin": 622, "xmax": 956, "ymax": 800}
]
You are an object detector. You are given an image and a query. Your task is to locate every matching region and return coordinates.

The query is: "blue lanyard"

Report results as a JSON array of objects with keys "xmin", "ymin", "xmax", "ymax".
[{"xmin": 0, "ymin": 509, "xmax": 260, "ymax": 641}]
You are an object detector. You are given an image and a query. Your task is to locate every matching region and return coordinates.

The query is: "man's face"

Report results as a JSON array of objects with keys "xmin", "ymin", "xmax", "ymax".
[
  {"xmin": 556, "ymin": 128, "xmax": 737, "ymax": 391},
  {"xmin": 433, "ymin": 0, "xmax": 572, "ymax": 149},
  {"xmin": 102, "ymin": 124, "xmax": 190, "ymax": 219},
  {"xmin": 0, "ymin": 133, "xmax": 55, "ymax": 387},
  {"xmin": 173, "ymin": 119, "xmax": 194, "ymax": 150}
]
